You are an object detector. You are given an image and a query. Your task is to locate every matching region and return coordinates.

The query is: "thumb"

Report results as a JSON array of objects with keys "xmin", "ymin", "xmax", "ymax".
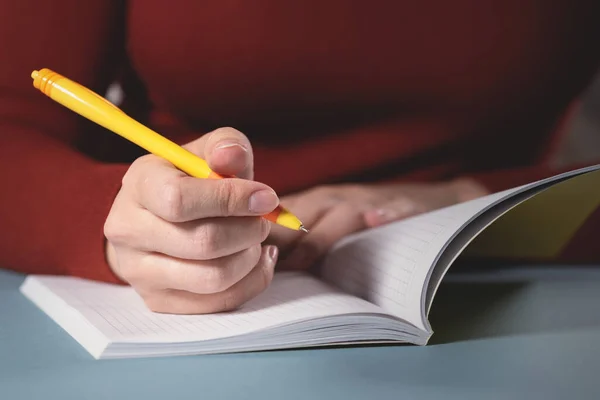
[{"xmin": 183, "ymin": 127, "xmax": 254, "ymax": 180}]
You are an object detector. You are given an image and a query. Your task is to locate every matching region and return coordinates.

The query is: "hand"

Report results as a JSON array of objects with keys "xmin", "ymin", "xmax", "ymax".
[
  {"xmin": 104, "ymin": 128, "xmax": 280, "ymax": 314},
  {"xmin": 268, "ymin": 179, "xmax": 488, "ymax": 270}
]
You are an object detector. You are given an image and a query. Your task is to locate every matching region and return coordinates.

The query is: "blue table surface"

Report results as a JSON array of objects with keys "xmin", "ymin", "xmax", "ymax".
[{"xmin": 2, "ymin": 265, "xmax": 600, "ymax": 400}]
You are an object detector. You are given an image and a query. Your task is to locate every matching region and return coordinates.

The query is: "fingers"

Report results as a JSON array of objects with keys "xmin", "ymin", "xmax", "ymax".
[
  {"xmin": 105, "ymin": 126, "xmax": 280, "ymax": 315},
  {"xmin": 124, "ymin": 156, "xmax": 279, "ymax": 222},
  {"xmin": 363, "ymin": 197, "xmax": 422, "ymax": 228},
  {"xmin": 362, "ymin": 180, "xmax": 489, "ymax": 228},
  {"xmin": 280, "ymin": 203, "xmax": 366, "ymax": 270},
  {"xmin": 183, "ymin": 127, "xmax": 254, "ymax": 180},
  {"xmin": 106, "ymin": 205, "xmax": 270, "ymax": 260},
  {"xmin": 202, "ymin": 128, "xmax": 254, "ymax": 180},
  {"xmin": 265, "ymin": 186, "xmax": 344, "ymax": 253},
  {"xmin": 136, "ymin": 246, "xmax": 278, "ymax": 314},
  {"xmin": 116, "ymin": 244, "xmax": 263, "ymax": 294}
]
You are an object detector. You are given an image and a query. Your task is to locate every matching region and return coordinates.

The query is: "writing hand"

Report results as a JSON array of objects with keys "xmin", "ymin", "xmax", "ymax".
[{"xmin": 104, "ymin": 128, "xmax": 279, "ymax": 314}]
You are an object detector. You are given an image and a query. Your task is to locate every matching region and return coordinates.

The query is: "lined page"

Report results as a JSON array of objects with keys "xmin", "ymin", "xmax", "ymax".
[
  {"xmin": 319, "ymin": 165, "xmax": 600, "ymax": 332},
  {"xmin": 23, "ymin": 271, "xmax": 386, "ymax": 344},
  {"xmin": 320, "ymin": 189, "xmax": 521, "ymax": 331}
]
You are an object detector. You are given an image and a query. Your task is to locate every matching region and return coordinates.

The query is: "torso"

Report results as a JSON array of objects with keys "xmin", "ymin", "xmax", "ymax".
[{"xmin": 108, "ymin": 1, "xmax": 599, "ymax": 192}]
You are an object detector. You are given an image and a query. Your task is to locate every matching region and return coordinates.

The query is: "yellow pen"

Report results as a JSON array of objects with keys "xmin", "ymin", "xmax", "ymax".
[{"xmin": 31, "ymin": 68, "xmax": 307, "ymax": 232}]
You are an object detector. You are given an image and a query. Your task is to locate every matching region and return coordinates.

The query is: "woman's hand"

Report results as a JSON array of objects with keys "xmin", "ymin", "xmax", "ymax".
[
  {"xmin": 269, "ymin": 179, "xmax": 488, "ymax": 270},
  {"xmin": 103, "ymin": 128, "xmax": 280, "ymax": 314}
]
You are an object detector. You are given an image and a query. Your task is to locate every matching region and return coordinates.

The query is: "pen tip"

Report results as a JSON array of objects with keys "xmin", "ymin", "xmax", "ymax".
[
  {"xmin": 299, "ymin": 226, "xmax": 309, "ymax": 233},
  {"xmin": 31, "ymin": 70, "xmax": 39, "ymax": 79}
]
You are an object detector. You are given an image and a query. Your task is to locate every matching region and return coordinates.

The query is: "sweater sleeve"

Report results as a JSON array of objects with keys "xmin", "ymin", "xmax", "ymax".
[{"xmin": 0, "ymin": 0, "xmax": 129, "ymax": 283}]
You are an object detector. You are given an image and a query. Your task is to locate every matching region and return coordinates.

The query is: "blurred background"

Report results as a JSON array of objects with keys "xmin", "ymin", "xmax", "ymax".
[
  {"xmin": 554, "ymin": 71, "xmax": 600, "ymax": 167},
  {"xmin": 105, "ymin": 68, "xmax": 600, "ymax": 168}
]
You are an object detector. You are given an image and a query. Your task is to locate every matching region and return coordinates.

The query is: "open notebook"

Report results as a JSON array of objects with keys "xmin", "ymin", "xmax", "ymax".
[{"xmin": 20, "ymin": 164, "xmax": 600, "ymax": 359}]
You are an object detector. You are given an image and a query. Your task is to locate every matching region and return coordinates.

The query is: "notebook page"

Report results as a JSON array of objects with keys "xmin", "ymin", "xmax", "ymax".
[
  {"xmin": 22, "ymin": 271, "xmax": 386, "ymax": 345},
  {"xmin": 421, "ymin": 167, "xmax": 600, "ymax": 321},
  {"xmin": 319, "ymin": 165, "xmax": 600, "ymax": 333},
  {"xmin": 319, "ymin": 189, "xmax": 525, "ymax": 332}
]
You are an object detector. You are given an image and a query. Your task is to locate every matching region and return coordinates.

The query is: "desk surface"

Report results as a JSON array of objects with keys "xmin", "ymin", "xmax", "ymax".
[{"xmin": 2, "ymin": 265, "xmax": 600, "ymax": 400}]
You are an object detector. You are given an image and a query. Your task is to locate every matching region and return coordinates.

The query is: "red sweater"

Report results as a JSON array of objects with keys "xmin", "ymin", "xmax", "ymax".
[{"xmin": 1, "ymin": 1, "xmax": 599, "ymax": 283}]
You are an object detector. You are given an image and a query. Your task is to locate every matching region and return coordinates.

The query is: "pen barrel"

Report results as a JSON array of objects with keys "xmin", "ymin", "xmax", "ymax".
[
  {"xmin": 31, "ymin": 69, "xmax": 304, "ymax": 231},
  {"xmin": 31, "ymin": 69, "xmax": 213, "ymax": 179}
]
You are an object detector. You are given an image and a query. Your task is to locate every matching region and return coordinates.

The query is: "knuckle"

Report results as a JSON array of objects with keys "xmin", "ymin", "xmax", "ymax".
[
  {"xmin": 123, "ymin": 155, "xmax": 151, "ymax": 187},
  {"xmin": 121, "ymin": 162, "xmax": 139, "ymax": 188},
  {"xmin": 193, "ymin": 222, "xmax": 221, "ymax": 258},
  {"xmin": 220, "ymin": 290, "xmax": 241, "ymax": 312},
  {"xmin": 215, "ymin": 179, "xmax": 240, "ymax": 217},
  {"xmin": 249, "ymin": 244, "xmax": 263, "ymax": 266},
  {"xmin": 121, "ymin": 169, "xmax": 135, "ymax": 188},
  {"xmin": 159, "ymin": 178, "xmax": 185, "ymax": 221},
  {"xmin": 201, "ymin": 266, "xmax": 231, "ymax": 294},
  {"xmin": 103, "ymin": 213, "xmax": 129, "ymax": 245}
]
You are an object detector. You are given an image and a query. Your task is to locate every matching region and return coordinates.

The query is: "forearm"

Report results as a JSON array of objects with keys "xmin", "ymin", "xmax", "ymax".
[{"xmin": 0, "ymin": 125, "xmax": 128, "ymax": 282}]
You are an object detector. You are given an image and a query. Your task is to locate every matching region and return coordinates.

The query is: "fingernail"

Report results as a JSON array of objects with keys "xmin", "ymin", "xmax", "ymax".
[
  {"xmin": 372, "ymin": 208, "xmax": 398, "ymax": 223},
  {"xmin": 267, "ymin": 245, "xmax": 279, "ymax": 263},
  {"xmin": 215, "ymin": 140, "xmax": 248, "ymax": 152},
  {"xmin": 249, "ymin": 190, "xmax": 279, "ymax": 214}
]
